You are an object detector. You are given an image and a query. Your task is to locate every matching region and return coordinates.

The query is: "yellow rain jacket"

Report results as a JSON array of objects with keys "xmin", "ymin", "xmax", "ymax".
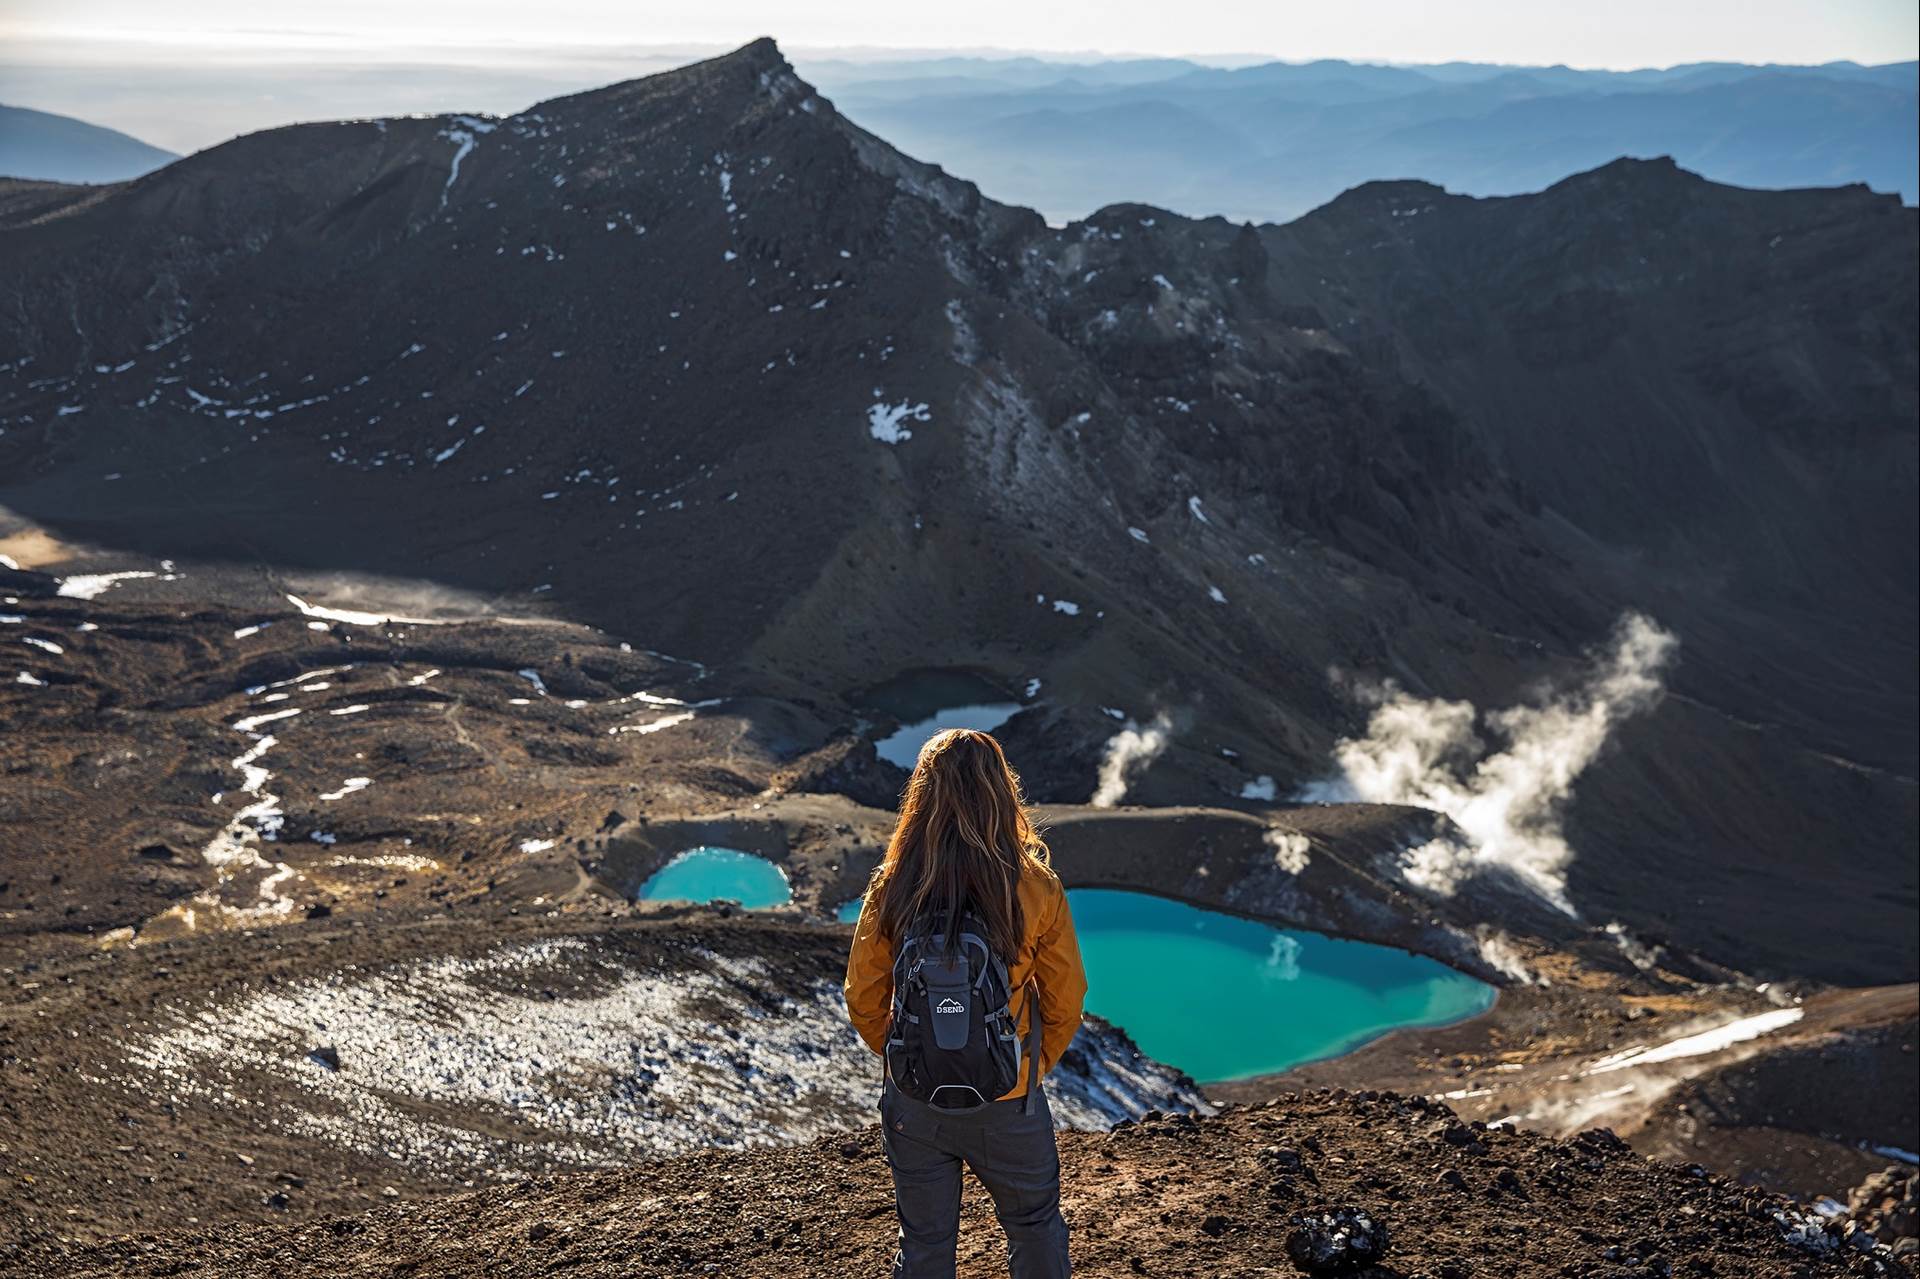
[{"xmin": 844, "ymin": 865, "xmax": 1088, "ymax": 1101}]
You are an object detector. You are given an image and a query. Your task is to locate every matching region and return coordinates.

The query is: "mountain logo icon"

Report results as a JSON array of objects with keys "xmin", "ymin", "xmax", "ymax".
[{"xmin": 934, "ymin": 998, "xmax": 965, "ymax": 1014}]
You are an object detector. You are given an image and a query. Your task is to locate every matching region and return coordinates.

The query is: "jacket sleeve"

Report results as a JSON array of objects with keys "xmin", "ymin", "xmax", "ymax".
[
  {"xmin": 842, "ymin": 901, "xmax": 893, "ymax": 1057},
  {"xmin": 1031, "ymin": 882, "xmax": 1089, "ymax": 1076}
]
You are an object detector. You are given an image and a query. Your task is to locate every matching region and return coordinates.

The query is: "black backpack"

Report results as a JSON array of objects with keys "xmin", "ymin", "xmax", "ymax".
[{"xmin": 885, "ymin": 907, "xmax": 1040, "ymax": 1113}]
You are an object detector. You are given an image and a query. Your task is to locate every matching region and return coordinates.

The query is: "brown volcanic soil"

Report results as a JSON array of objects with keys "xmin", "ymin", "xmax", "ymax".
[
  {"xmin": 19, "ymin": 1092, "xmax": 1901, "ymax": 1279},
  {"xmin": 0, "ymin": 572, "xmax": 826, "ymax": 946},
  {"xmin": 2, "ymin": 564, "xmax": 1912, "ymax": 1224}
]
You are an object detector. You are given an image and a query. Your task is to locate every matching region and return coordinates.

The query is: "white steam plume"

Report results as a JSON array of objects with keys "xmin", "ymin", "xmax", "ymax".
[
  {"xmin": 1091, "ymin": 711, "xmax": 1175, "ymax": 807},
  {"xmin": 1264, "ymin": 828, "xmax": 1312, "ymax": 874},
  {"xmin": 1604, "ymin": 921, "xmax": 1664, "ymax": 972},
  {"xmin": 1474, "ymin": 928, "xmax": 1544, "ymax": 986},
  {"xmin": 1303, "ymin": 613, "xmax": 1677, "ymax": 917}
]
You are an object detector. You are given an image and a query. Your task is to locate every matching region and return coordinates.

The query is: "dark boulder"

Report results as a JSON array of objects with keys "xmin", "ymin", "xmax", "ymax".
[{"xmin": 1284, "ymin": 1206, "xmax": 1390, "ymax": 1275}]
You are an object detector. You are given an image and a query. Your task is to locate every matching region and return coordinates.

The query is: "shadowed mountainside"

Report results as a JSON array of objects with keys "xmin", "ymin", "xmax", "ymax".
[{"xmin": 0, "ymin": 39, "xmax": 1913, "ymax": 987}]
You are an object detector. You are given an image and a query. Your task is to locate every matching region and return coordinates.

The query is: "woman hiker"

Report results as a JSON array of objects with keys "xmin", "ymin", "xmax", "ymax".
[{"xmin": 844, "ymin": 728, "xmax": 1088, "ymax": 1279}]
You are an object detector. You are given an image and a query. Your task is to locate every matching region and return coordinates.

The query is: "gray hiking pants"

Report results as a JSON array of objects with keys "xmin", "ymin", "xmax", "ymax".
[{"xmin": 880, "ymin": 1080, "xmax": 1071, "ymax": 1279}]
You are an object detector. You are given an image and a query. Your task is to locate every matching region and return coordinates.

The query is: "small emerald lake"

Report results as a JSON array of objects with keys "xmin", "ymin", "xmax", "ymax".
[{"xmin": 638, "ymin": 847, "xmax": 791, "ymax": 909}]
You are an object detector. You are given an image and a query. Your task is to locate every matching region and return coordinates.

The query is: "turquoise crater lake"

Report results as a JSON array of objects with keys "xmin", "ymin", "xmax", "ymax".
[
  {"xmin": 836, "ymin": 885, "xmax": 1493, "ymax": 1082},
  {"xmin": 638, "ymin": 847, "xmax": 792, "ymax": 909},
  {"xmin": 1067, "ymin": 888, "xmax": 1494, "ymax": 1082}
]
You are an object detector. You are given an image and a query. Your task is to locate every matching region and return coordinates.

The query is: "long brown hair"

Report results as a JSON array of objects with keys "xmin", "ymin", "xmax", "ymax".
[{"xmin": 865, "ymin": 728, "xmax": 1050, "ymax": 958}]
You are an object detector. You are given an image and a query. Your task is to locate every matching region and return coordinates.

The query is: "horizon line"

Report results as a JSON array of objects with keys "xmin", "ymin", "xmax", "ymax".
[{"xmin": 3, "ymin": 30, "xmax": 1916, "ymax": 76}]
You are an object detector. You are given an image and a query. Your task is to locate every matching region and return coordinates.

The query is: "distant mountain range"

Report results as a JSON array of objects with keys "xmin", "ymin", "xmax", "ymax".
[
  {"xmin": 0, "ymin": 103, "xmax": 177, "ymax": 184},
  {"xmin": 7, "ymin": 52, "xmax": 1911, "ymax": 216},
  {"xmin": 795, "ymin": 54, "xmax": 1920, "ymax": 222}
]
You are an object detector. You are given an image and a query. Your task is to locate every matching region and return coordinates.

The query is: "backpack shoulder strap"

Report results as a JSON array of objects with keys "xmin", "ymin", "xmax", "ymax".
[{"xmin": 1022, "ymin": 979, "xmax": 1042, "ymax": 1115}]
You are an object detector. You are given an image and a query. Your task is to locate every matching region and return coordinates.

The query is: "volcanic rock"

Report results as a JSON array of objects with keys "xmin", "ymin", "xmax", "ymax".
[
  {"xmin": 1849, "ymin": 1166, "xmax": 1919, "ymax": 1252},
  {"xmin": 1283, "ymin": 1205, "xmax": 1392, "ymax": 1274}
]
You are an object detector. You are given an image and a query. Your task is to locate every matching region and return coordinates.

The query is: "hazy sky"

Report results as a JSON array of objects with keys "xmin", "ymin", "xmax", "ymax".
[
  {"xmin": 2, "ymin": 0, "xmax": 1915, "ymax": 152},
  {"xmin": 8, "ymin": 0, "xmax": 1915, "ymax": 64}
]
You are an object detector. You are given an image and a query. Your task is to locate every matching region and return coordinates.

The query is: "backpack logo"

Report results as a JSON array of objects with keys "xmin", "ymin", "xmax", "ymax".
[{"xmin": 934, "ymin": 997, "xmax": 965, "ymax": 1014}]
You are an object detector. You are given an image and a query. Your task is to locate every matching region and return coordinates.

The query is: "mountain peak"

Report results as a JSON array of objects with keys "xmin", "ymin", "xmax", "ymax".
[
  {"xmin": 1504, "ymin": 156, "xmax": 1690, "ymax": 211},
  {"xmin": 678, "ymin": 35, "xmax": 792, "ymax": 83},
  {"xmin": 727, "ymin": 35, "xmax": 785, "ymax": 67},
  {"xmin": 1306, "ymin": 177, "xmax": 1455, "ymax": 224},
  {"xmin": 514, "ymin": 35, "xmax": 807, "ymax": 130},
  {"xmin": 1559, "ymin": 154, "xmax": 1691, "ymax": 185}
]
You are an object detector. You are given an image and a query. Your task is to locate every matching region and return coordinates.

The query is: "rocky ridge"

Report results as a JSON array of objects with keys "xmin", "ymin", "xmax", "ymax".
[{"xmin": 18, "ymin": 1092, "xmax": 1911, "ymax": 1278}]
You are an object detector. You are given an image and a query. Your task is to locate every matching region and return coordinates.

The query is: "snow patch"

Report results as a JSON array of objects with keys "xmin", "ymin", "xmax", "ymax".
[
  {"xmin": 1585, "ymin": 1008, "xmax": 1805, "ymax": 1076},
  {"xmin": 232, "ymin": 707, "xmax": 302, "ymax": 733},
  {"xmin": 438, "ymin": 115, "xmax": 497, "ymax": 209},
  {"xmin": 114, "ymin": 939, "xmax": 1203, "ymax": 1176},
  {"xmin": 58, "ymin": 570, "xmax": 160, "ymax": 599},
  {"xmin": 867, "ymin": 399, "xmax": 930, "ymax": 444},
  {"xmin": 610, "ymin": 710, "xmax": 697, "ymax": 736},
  {"xmin": 286, "ymin": 594, "xmax": 446, "ymax": 627}
]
